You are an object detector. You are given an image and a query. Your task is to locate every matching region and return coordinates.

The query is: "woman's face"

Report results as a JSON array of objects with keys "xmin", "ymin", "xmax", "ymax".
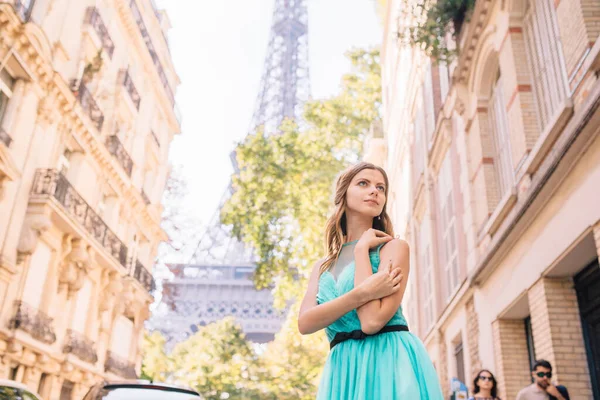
[
  {"xmin": 477, "ymin": 371, "xmax": 494, "ymax": 391},
  {"xmin": 345, "ymin": 169, "xmax": 386, "ymax": 218}
]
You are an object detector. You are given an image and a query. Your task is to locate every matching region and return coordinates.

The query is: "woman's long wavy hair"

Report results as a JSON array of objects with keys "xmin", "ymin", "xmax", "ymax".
[
  {"xmin": 473, "ymin": 369, "xmax": 499, "ymax": 399},
  {"xmin": 319, "ymin": 162, "xmax": 394, "ymax": 275}
]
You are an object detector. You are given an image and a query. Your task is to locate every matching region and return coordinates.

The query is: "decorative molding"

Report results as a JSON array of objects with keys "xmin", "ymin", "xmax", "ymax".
[
  {"xmin": 58, "ymin": 236, "xmax": 92, "ymax": 295},
  {"xmin": 16, "ymin": 213, "xmax": 52, "ymax": 259}
]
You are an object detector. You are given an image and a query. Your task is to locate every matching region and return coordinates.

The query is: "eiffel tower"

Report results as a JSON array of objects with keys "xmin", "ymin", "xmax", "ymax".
[{"xmin": 153, "ymin": 0, "xmax": 310, "ymax": 345}]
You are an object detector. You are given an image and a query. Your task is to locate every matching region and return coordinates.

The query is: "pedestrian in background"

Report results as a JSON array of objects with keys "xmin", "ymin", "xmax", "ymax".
[
  {"xmin": 516, "ymin": 360, "xmax": 570, "ymax": 400},
  {"xmin": 468, "ymin": 369, "xmax": 501, "ymax": 400}
]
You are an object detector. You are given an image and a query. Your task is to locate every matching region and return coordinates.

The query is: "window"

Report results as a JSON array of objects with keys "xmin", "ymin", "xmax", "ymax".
[
  {"xmin": 419, "ymin": 221, "xmax": 435, "ymax": 332},
  {"xmin": 454, "ymin": 341, "xmax": 466, "ymax": 384},
  {"xmin": 489, "ymin": 72, "xmax": 514, "ymax": 196},
  {"xmin": 439, "ymin": 63, "xmax": 450, "ymax": 105},
  {"xmin": 424, "ymin": 62, "xmax": 436, "ymax": 140},
  {"xmin": 525, "ymin": 316, "xmax": 536, "ymax": 377},
  {"xmin": 58, "ymin": 150, "xmax": 72, "ymax": 174},
  {"xmin": 111, "ymin": 316, "xmax": 134, "ymax": 357},
  {"xmin": 71, "ymin": 278, "xmax": 92, "ymax": 333},
  {"xmin": 523, "ymin": 0, "xmax": 568, "ymax": 131},
  {"xmin": 412, "ymin": 104, "xmax": 425, "ymax": 191},
  {"xmin": 59, "ymin": 380, "xmax": 74, "ymax": 400},
  {"xmin": 9, "ymin": 365, "xmax": 18, "ymax": 381},
  {"xmin": 438, "ymin": 153, "xmax": 459, "ymax": 298},
  {"xmin": 0, "ymin": 69, "xmax": 15, "ymax": 146},
  {"xmin": 38, "ymin": 373, "xmax": 50, "ymax": 397}
]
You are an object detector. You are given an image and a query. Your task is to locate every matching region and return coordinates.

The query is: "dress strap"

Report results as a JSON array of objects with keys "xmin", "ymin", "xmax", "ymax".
[{"xmin": 329, "ymin": 324, "xmax": 409, "ymax": 349}]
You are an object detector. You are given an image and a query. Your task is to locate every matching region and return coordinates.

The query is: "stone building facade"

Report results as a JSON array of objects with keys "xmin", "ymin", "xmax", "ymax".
[
  {"xmin": 379, "ymin": 0, "xmax": 600, "ymax": 398},
  {"xmin": 0, "ymin": 0, "xmax": 179, "ymax": 398}
]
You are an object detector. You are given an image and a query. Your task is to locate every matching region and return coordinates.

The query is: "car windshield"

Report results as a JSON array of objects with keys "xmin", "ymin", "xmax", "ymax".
[{"xmin": 90, "ymin": 387, "xmax": 200, "ymax": 400}]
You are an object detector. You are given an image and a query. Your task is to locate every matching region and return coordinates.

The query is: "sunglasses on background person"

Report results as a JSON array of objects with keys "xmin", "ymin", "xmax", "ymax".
[
  {"xmin": 478, "ymin": 376, "xmax": 494, "ymax": 382},
  {"xmin": 536, "ymin": 372, "xmax": 552, "ymax": 378}
]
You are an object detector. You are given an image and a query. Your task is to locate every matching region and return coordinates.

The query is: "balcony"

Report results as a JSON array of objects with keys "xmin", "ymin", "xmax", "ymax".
[
  {"xmin": 9, "ymin": 301, "xmax": 57, "ymax": 344},
  {"xmin": 63, "ymin": 329, "xmax": 98, "ymax": 364},
  {"xmin": 128, "ymin": 0, "xmax": 174, "ymax": 105},
  {"xmin": 31, "ymin": 169, "xmax": 128, "ymax": 267},
  {"xmin": 106, "ymin": 135, "xmax": 133, "ymax": 177},
  {"xmin": 129, "ymin": 258, "xmax": 155, "ymax": 293},
  {"xmin": 76, "ymin": 84, "xmax": 104, "ymax": 132},
  {"xmin": 119, "ymin": 69, "xmax": 141, "ymax": 110},
  {"xmin": 0, "ymin": 128, "xmax": 12, "ymax": 147},
  {"xmin": 85, "ymin": 7, "xmax": 115, "ymax": 58},
  {"xmin": 105, "ymin": 351, "xmax": 136, "ymax": 378}
]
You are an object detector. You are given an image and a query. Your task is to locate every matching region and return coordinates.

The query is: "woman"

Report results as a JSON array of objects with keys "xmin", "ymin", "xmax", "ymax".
[
  {"xmin": 298, "ymin": 162, "xmax": 443, "ymax": 399},
  {"xmin": 469, "ymin": 370, "xmax": 500, "ymax": 400}
]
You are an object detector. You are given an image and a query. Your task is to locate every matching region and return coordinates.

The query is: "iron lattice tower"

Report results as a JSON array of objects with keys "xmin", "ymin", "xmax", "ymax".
[
  {"xmin": 250, "ymin": 0, "xmax": 310, "ymax": 135},
  {"xmin": 152, "ymin": 0, "xmax": 310, "ymax": 345}
]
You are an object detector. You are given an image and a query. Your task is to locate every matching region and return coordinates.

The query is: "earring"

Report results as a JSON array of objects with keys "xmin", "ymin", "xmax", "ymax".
[{"xmin": 377, "ymin": 215, "xmax": 381, "ymax": 220}]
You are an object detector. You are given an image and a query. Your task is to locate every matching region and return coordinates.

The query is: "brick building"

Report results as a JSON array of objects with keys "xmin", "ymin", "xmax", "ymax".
[{"xmin": 377, "ymin": 0, "xmax": 600, "ymax": 398}]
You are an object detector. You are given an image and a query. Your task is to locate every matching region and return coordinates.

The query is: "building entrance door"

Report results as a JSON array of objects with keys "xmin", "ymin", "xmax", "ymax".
[{"xmin": 574, "ymin": 260, "xmax": 600, "ymax": 399}]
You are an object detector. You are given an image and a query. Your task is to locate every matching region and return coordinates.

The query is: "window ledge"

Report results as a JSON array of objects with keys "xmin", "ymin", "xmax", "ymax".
[
  {"xmin": 479, "ymin": 186, "xmax": 518, "ymax": 241},
  {"xmin": 519, "ymin": 99, "xmax": 574, "ymax": 178}
]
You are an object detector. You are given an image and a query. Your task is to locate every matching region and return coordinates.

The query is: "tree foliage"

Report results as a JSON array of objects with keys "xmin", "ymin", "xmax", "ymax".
[
  {"xmin": 142, "ymin": 311, "xmax": 328, "ymax": 399},
  {"xmin": 397, "ymin": 0, "xmax": 475, "ymax": 61},
  {"xmin": 221, "ymin": 48, "xmax": 382, "ymax": 305}
]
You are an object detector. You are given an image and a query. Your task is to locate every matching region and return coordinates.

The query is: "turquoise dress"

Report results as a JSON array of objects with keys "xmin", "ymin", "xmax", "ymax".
[{"xmin": 316, "ymin": 241, "xmax": 444, "ymax": 399}]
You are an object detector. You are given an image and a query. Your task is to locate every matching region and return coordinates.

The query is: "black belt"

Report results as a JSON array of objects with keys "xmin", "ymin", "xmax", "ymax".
[{"xmin": 330, "ymin": 324, "xmax": 409, "ymax": 349}]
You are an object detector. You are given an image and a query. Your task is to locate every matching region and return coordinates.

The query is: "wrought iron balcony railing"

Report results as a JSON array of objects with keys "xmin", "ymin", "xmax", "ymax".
[
  {"xmin": 31, "ymin": 169, "xmax": 128, "ymax": 268},
  {"xmin": 0, "ymin": 128, "xmax": 12, "ymax": 147},
  {"xmin": 85, "ymin": 7, "xmax": 115, "ymax": 58},
  {"xmin": 76, "ymin": 84, "xmax": 104, "ymax": 132},
  {"xmin": 128, "ymin": 258, "xmax": 155, "ymax": 293},
  {"xmin": 105, "ymin": 351, "xmax": 136, "ymax": 378},
  {"xmin": 63, "ymin": 329, "xmax": 98, "ymax": 364},
  {"xmin": 9, "ymin": 301, "xmax": 57, "ymax": 344},
  {"xmin": 119, "ymin": 69, "xmax": 141, "ymax": 110},
  {"xmin": 128, "ymin": 0, "xmax": 174, "ymax": 106},
  {"xmin": 106, "ymin": 135, "xmax": 133, "ymax": 177}
]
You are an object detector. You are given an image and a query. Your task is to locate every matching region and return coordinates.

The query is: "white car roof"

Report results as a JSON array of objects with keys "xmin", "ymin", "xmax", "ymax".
[{"xmin": 0, "ymin": 379, "xmax": 43, "ymax": 399}]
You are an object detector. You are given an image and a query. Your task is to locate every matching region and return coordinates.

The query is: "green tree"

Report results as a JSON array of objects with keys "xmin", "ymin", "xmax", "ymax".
[
  {"xmin": 255, "ymin": 304, "xmax": 329, "ymax": 399},
  {"xmin": 221, "ymin": 48, "xmax": 381, "ymax": 305},
  {"xmin": 140, "ymin": 330, "xmax": 170, "ymax": 382},
  {"xmin": 168, "ymin": 318, "xmax": 264, "ymax": 399}
]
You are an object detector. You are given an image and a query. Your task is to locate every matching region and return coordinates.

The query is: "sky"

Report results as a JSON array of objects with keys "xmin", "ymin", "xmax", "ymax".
[{"xmin": 157, "ymin": 0, "xmax": 383, "ymax": 227}]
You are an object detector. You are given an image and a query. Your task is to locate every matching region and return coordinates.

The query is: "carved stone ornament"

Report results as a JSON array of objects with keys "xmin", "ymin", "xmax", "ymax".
[
  {"xmin": 59, "ymin": 236, "xmax": 91, "ymax": 295},
  {"xmin": 99, "ymin": 272, "xmax": 123, "ymax": 313},
  {"xmin": 36, "ymin": 95, "xmax": 58, "ymax": 127},
  {"xmin": 17, "ymin": 214, "xmax": 52, "ymax": 260}
]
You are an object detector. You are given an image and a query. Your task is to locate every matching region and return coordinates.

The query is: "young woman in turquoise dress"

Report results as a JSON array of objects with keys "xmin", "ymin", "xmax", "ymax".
[{"xmin": 298, "ymin": 162, "xmax": 444, "ymax": 399}]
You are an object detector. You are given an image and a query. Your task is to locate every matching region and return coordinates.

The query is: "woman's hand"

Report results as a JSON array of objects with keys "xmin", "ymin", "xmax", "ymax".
[
  {"xmin": 359, "ymin": 260, "xmax": 403, "ymax": 301},
  {"xmin": 355, "ymin": 229, "xmax": 393, "ymax": 253}
]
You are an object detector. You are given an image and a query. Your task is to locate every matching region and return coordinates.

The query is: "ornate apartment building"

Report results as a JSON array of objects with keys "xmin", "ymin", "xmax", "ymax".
[
  {"xmin": 379, "ymin": 0, "xmax": 600, "ymax": 399},
  {"xmin": 0, "ymin": 0, "xmax": 179, "ymax": 398}
]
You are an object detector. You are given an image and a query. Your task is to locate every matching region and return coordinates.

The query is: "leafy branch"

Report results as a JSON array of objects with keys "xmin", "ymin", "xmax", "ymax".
[{"xmin": 397, "ymin": 0, "xmax": 475, "ymax": 61}]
